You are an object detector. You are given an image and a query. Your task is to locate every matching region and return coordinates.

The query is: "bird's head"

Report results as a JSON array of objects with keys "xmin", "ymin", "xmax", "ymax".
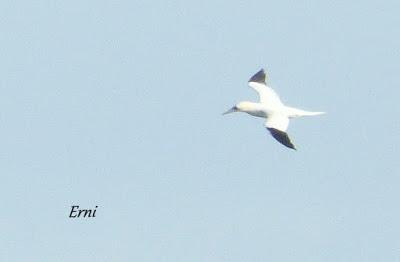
[{"xmin": 223, "ymin": 101, "xmax": 252, "ymax": 115}]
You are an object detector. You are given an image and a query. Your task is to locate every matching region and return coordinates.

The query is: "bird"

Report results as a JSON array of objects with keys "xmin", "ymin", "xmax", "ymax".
[{"xmin": 223, "ymin": 69, "xmax": 325, "ymax": 150}]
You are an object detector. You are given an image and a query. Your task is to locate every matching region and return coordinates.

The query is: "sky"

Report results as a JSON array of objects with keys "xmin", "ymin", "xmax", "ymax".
[{"xmin": 1, "ymin": 0, "xmax": 400, "ymax": 261}]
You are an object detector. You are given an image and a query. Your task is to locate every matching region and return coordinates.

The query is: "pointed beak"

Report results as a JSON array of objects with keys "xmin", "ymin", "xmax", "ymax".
[{"xmin": 222, "ymin": 106, "xmax": 237, "ymax": 115}]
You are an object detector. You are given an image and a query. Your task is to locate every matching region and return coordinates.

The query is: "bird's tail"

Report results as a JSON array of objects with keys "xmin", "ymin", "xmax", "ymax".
[{"xmin": 284, "ymin": 106, "xmax": 326, "ymax": 118}]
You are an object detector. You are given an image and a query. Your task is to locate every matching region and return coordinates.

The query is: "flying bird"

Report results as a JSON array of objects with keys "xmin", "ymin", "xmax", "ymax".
[{"xmin": 223, "ymin": 69, "xmax": 325, "ymax": 150}]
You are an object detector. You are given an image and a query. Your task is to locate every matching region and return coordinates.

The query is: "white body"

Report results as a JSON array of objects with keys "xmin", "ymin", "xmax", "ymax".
[
  {"xmin": 234, "ymin": 81, "xmax": 324, "ymax": 132},
  {"xmin": 237, "ymin": 101, "xmax": 324, "ymax": 119},
  {"xmin": 224, "ymin": 69, "xmax": 325, "ymax": 149}
]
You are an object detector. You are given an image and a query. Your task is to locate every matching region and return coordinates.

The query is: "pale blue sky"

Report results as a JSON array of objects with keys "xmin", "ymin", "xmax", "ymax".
[{"xmin": 1, "ymin": 0, "xmax": 400, "ymax": 261}]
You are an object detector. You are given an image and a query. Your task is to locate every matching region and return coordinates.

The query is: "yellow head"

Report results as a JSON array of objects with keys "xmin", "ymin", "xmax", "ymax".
[{"xmin": 223, "ymin": 101, "xmax": 253, "ymax": 115}]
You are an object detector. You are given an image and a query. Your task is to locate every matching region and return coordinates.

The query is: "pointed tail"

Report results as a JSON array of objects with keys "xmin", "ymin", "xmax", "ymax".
[{"xmin": 284, "ymin": 106, "xmax": 326, "ymax": 118}]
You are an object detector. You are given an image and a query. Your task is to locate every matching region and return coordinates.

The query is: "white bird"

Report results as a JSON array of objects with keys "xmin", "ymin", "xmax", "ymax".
[{"xmin": 223, "ymin": 69, "xmax": 325, "ymax": 150}]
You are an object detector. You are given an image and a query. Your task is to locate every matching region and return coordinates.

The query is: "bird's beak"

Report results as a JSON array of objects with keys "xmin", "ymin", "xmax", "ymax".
[{"xmin": 222, "ymin": 106, "xmax": 237, "ymax": 115}]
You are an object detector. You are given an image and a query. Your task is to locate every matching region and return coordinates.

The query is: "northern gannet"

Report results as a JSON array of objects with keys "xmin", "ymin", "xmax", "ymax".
[{"xmin": 223, "ymin": 69, "xmax": 325, "ymax": 150}]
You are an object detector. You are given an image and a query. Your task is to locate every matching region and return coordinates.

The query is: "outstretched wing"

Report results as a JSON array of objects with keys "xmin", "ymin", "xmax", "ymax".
[
  {"xmin": 248, "ymin": 69, "xmax": 283, "ymax": 107},
  {"xmin": 264, "ymin": 114, "xmax": 296, "ymax": 150}
]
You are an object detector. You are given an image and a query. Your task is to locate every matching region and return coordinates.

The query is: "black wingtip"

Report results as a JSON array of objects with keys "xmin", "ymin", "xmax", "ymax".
[
  {"xmin": 267, "ymin": 128, "xmax": 296, "ymax": 150},
  {"xmin": 248, "ymin": 69, "xmax": 266, "ymax": 84}
]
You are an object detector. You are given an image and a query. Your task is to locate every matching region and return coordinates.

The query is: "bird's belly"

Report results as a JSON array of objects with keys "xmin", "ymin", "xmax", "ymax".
[{"xmin": 247, "ymin": 110, "xmax": 268, "ymax": 118}]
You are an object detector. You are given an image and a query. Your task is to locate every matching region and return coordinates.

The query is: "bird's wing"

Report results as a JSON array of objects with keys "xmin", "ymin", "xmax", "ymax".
[
  {"xmin": 248, "ymin": 69, "xmax": 283, "ymax": 107},
  {"xmin": 264, "ymin": 114, "xmax": 296, "ymax": 150}
]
